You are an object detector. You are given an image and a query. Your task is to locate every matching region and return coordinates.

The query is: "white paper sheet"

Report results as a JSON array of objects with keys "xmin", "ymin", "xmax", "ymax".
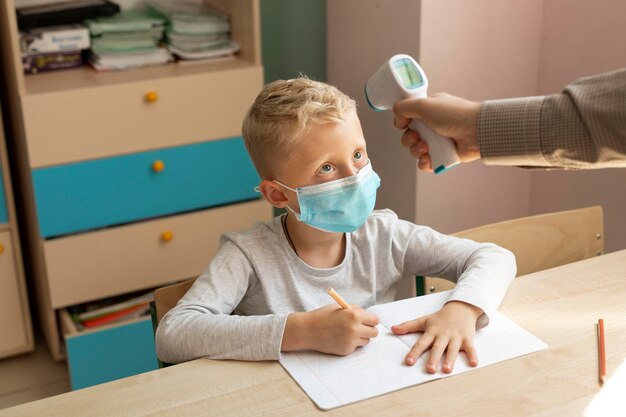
[{"xmin": 280, "ymin": 291, "xmax": 547, "ymax": 410}]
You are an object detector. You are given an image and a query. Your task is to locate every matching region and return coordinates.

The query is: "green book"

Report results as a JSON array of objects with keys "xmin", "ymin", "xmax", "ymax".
[
  {"xmin": 85, "ymin": 10, "xmax": 165, "ymax": 35},
  {"xmin": 92, "ymin": 37, "xmax": 158, "ymax": 54},
  {"xmin": 147, "ymin": 0, "xmax": 230, "ymax": 35}
]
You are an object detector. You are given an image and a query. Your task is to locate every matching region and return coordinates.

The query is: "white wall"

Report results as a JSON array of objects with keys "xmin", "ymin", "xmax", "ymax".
[{"xmin": 530, "ymin": 0, "xmax": 626, "ymax": 253}]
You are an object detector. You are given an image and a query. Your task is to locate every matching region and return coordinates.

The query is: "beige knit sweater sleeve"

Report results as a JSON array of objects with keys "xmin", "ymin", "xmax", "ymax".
[{"xmin": 477, "ymin": 68, "xmax": 626, "ymax": 169}]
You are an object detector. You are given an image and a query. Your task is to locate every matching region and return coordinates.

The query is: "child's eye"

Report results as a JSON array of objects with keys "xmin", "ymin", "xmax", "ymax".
[
  {"xmin": 318, "ymin": 164, "xmax": 336, "ymax": 175},
  {"xmin": 353, "ymin": 151, "xmax": 363, "ymax": 161}
]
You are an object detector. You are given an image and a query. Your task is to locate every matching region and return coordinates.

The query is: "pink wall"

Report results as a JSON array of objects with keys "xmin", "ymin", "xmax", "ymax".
[
  {"xmin": 328, "ymin": 0, "xmax": 626, "ymax": 253},
  {"xmin": 327, "ymin": 0, "xmax": 421, "ymax": 222},
  {"xmin": 327, "ymin": 0, "xmax": 422, "ymax": 299},
  {"xmin": 537, "ymin": 0, "xmax": 626, "ymax": 95},
  {"xmin": 530, "ymin": 0, "xmax": 626, "ymax": 253},
  {"xmin": 416, "ymin": 0, "xmax": 543, "ymax": 233}
]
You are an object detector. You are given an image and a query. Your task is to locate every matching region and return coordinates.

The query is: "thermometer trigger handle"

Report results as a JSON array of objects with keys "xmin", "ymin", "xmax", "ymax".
[{"xmin": 408, "ymin": 120, "xmax": 461, "ymax": 174}]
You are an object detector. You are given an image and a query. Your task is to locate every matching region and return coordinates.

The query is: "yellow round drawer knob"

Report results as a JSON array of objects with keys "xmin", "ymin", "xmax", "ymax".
[
  {"xmin": 145, "ymin": 91, "xmax": 158, "ymax": 103},
  {"xmin": 161, "ymin": 231, "xmax": 174, "ymax": 242},
  {"xmin": 152, "ymin": 160, "xmax": 165, "ymax": 172},
  {"xmin": 0, "ymin": 244, "xmax": 4, "ymax": 255}
]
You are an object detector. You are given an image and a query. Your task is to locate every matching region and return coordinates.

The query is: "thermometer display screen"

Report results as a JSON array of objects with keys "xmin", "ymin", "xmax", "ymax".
[{"xmin": 394, "ymin": 58, "xmax": 423, "ymax": 89}]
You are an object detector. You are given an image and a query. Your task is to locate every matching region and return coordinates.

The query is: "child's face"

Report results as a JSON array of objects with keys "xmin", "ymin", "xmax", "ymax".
[
  {"xmin": 277, "ymin": 109, "xmax": 369, "ymax": 189},
  {"xmin": 270, "ymin": 109, "xmax": 370, "ymax": 214}
]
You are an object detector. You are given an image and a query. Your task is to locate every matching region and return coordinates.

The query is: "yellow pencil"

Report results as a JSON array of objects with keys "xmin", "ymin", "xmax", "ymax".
[{"xmin": 326, "ymin": 287, "xmax": 351, "ymax": 310}]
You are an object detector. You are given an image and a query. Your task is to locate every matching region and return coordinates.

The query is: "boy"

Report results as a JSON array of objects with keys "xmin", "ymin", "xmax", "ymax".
[{"xmin": 156, "ymin": 78, "xmax": 516, "ymax": 374}]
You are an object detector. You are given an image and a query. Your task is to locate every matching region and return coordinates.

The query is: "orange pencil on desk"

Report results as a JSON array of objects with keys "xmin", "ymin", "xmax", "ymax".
[
  {"xmin": 597, "ymin": 319, "xmax": 606, "ymax": 385},
  {"xmin": 326, "ymin": 287, "xmax": 351, "ymax": 309}
]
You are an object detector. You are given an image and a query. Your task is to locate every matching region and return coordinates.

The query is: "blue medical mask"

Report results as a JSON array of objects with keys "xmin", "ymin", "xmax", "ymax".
[{"xmin": 274, "ymin": 161, "xmax": 381, "ymax": 233}]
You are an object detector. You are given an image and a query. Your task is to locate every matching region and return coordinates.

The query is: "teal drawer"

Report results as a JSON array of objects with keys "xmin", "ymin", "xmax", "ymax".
[
  {"xmin": 33, "ymin": 137, "xmax": 260, "ymax": 238},
  {"xmin": 61, "ymin": 311, "xmax": 158, "ymax": 390},
  {"xmin": 0, "ymin": 168, "xmax": 7, "ymax": 224}
]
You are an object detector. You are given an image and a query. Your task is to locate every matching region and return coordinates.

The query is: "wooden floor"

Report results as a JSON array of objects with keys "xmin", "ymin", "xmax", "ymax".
[{"xmin": 0, "ymin": 332, "xmax": 70, "ymax": 411}]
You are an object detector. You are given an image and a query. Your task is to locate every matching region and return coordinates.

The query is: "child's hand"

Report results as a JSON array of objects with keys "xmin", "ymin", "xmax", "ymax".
[
  {"xmin": 282, "ymin": 305, "xmax": 379, "ymax": 356},
  {"xmin": 390, "ymin": 301, "xmax": 483, "ymax": 374}
]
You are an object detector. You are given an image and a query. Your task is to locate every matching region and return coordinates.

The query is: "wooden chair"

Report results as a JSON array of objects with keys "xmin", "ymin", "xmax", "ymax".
[
  {"xmin": 149, "ymin": 278, "xmax": 197, "ymax": 368},
  {"xmin": 152, "ymin": 278, "xmax": 197, "ymax": 325},
  {"xmin": 421, "ymin": 206, "xmax": 604, "ymax": 294}
]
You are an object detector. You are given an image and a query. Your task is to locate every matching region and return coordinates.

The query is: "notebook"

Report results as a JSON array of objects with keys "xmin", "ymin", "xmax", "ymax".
[{"xmin": 279, "ymin": 290, "xmax": 547, "ymax": 410}]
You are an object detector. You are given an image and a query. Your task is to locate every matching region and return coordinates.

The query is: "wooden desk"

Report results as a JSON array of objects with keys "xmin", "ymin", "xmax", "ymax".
[{"xmin": 3, "ymin": 250, "xmax": 625, "ymax": 416}]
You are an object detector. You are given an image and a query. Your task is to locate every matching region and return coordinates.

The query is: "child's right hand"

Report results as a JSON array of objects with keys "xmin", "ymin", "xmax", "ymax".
[{"xmin": 282, "ymin": 305, "xmax": 379, "ymax": 356}]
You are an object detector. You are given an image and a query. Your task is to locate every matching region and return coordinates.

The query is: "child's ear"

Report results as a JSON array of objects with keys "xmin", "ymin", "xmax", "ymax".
[{"xmin": 258, "ymin": 180, "xmax": 289, "ymax": 208}]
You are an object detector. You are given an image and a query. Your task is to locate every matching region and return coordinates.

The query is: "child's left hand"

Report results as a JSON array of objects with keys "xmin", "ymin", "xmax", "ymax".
[{"xmin": 390, "ymin": 301, "xmax": 483, "ymax": 374}]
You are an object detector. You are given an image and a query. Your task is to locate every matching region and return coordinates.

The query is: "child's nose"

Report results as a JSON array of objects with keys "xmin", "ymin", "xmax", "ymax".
[{"xmin": 341, "ymin": 166, "xmax": 358, "ymax": 177}]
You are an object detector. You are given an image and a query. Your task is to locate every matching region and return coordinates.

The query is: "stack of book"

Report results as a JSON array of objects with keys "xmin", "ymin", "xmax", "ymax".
[
  {"xmin": 16, "ymin": 0, "xmax": 120, "ymax": 74},
  {"xmin": 85, "ymin": 9, "xmax": 173, "ymax": 71},
  {"xmin": 70, "ymin": 291, "xmax": 154, "ymax": 330},
  {"xmin": 147, "ymin": 0, "xmax": 240, "ymax": 62},
  {"xmin": 16, "ymin": 0, "xmax": 119, "ymax": 29},
  {"xmin": 20, "ymin": 23, "xmax": 91, "ymax": 74}
]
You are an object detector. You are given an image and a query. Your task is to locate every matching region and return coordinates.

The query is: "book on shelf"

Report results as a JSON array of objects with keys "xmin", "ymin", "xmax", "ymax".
[
  {"xmin": 22, "ymin": 49, "xmax": 83, "ymax": 74},
  {"xmin": 20, "ymin": 23, "xmax": 90, "ymax": 54},
  {"xmin": 81, "ymin": 303, "xmax": 150, "ymax": 328},
  {"xmin": 95, "ymin": 27, "xmax": 164, "ymax": 42},
  {"xmin": 91, "ymin": 37, "xmax": 158, "ymax": 54},
  {"xmin": 84, "ymin": 9, "xmax": 164, "ymax": 36},
  {"xmin": 166, "ymin": 32, "xmax": 230, "ymax": 51},
  {"xmin": 147, "ymin": 0, "xmax": 230, "ymax": 31},
  {"xmin": 89, "ymin": 47, "xmax": 173, "ymax": 71},
  {"xmin": 70, "ymin": 290, "xmax": 154, "ymax": 330},
  {"xmin": 168, "ymin": 41, "xmax": 240, "ymax": 61},
  {"xmin": 175, "ymin": 54, "xmax": 235, "ymax": 67},
  {"xmin": 16, "ymin": 0, "xmax": 120, "ymax": 30},
  {"xmin": 15, "ymin": 0, "xmax": 74, "ymax": 6},
  {"xmin": 147, "ymin": 0, "xmax": 238, "ymax": 61},
  {"xmin": 85, "ymin": 9, "xmax": 173, "ymax": 71},
  {"xmin": 77, "ymin": 291, "xmax": 154, "ymax": 321}
]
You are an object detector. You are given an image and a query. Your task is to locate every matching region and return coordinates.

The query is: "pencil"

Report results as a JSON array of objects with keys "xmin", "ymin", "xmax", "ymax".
[
  {"xmin": 326, "ymin": 287, "xmax": 351, "ymax": 310},
  {"xmin": 597, "ymin": 319, "xmax": 606, "ymax": 385}
]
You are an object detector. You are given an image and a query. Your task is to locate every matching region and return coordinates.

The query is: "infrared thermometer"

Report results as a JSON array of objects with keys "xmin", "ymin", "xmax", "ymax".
[{"xmin": 365, "ymin": 54, "xmax": 461, "ymax": 174}]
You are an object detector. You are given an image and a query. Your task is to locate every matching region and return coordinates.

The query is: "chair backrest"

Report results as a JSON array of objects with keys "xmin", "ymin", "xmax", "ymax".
[
  {"xmin": 153, "ymin": 278, "xmax": 197, "ymax": 325},
  {"xmin": 424, "ymin": 205, "xmax": 604, "ymax": 294}
]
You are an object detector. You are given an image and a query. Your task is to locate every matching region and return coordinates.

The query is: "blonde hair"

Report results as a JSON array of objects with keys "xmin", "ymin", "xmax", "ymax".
[{"xmin": 242, "ymin": 77, "xmax": 356, "ymax": 178}]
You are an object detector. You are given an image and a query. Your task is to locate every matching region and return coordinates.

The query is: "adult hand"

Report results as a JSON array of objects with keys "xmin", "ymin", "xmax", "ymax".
[{"xmin": 393, "ymin": 93, "xmax": 481, "ymax": 172}]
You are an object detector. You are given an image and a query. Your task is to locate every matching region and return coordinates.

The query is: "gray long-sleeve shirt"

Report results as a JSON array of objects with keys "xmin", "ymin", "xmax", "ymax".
[
  {"xmin": 478, "ymin": 68, "xmax": 626, "ymax": 169},
  {"xmin": 156, "ymin": 209, "xmax": 516, "ymax": 364}
]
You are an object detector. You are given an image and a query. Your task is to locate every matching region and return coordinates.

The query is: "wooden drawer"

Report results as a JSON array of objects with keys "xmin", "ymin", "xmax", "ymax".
[
  {"xmin": 0, "ymin": 168, "xmax": 7, "ymax": 224},
  {"xmin": 21, "ymin": 64, "xmax": 263, "ymax": 168},
  {"xmin": 0, "ymin": 231, "xmax": 32, "ymax": 358},
  {"xmin": 59, "ymin": 308, "xmax": 158, "ymax": 390},
  {"xmin": 33, "ymin": 137, "xmax": 260, "ymax": 238},
  {"xmin": 44, "ymin": 199, "xmax": 272, "ymax": 308}
]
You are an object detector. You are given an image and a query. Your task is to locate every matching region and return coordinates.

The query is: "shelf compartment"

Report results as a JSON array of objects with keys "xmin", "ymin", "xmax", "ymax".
[
  {"xmin": 59, "ymin": 308, "xmax": 158, "ymax": 390},
  {"xmin": 44, "ymin": 198, "xmax": 271, "ymax": 308},
  {"xmin": 22, "ymin": 64, "xmax": 263, "ymax": 168},
  {"xmin": 1, "ymin": 0, "xmax": 260, "ymax": 98},
  {"xmin": 0, "ymin": 231, "xmax": 32, "ymax": 358},
  {"xmin": 33, "ymin": 136, "xmax": 260, "ymax": 237}
]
